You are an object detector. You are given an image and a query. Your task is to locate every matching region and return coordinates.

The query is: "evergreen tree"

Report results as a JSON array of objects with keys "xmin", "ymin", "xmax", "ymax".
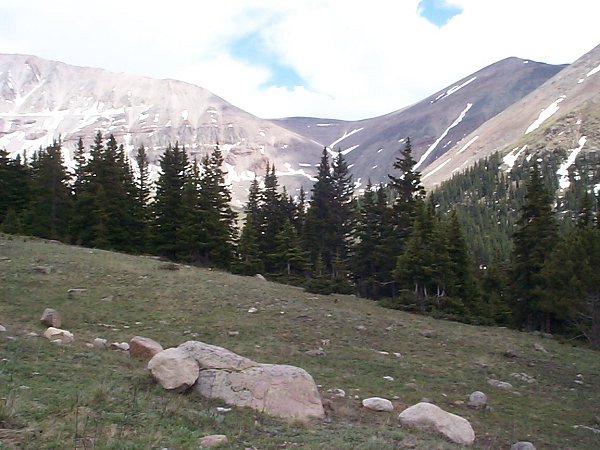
[
  {"xmin": 0, "ymin": 149, "xmax": 30, "ymax": 224},
  {"xmin": 25, "ymin": 141, "xmax": 72, "ymax": 241},
  {"xmin": 510, "ymin": 162, "xmax": 559, "ymax": 331},
  {"xmin": 330, "ymin": 150, "xmax": 356, "ymax": 275},
  {"xmin": 152, "ymin": 143, "xmax": 189, "ymax": 259}
]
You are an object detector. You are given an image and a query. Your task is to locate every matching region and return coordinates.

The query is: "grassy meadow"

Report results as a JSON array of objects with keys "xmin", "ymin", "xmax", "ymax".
[{"xmin": 0, "ymin": 234, "xmax": 599, "ymax": 449}]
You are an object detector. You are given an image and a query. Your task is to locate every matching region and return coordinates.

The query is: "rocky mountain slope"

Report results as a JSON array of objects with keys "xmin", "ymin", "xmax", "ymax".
[
  {"xmin": 275, "ymin": 57, "xmax": 565, "ymax": 189},
  {"xmin": 0, "ymin": 54, "xmax": 322, "ymax": 205},
  {"xmin": 421, "ymin": 44, "xmax": 600, "ymax": 190}
]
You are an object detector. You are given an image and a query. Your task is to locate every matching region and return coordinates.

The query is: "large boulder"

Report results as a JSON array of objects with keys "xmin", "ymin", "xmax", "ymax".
[
  {"xmin": 151, "ymin": 341, "xmax": 325, "ymax": 420},
  {"xmin": 130, "ymin": 336, "xmax": 163, "ymax": 359},
  {"xmin": 148, "ymin": 347, "xmax": 199, "ymax": 391},
  {"xmin": 43, "ymin": 327, "xmax": 73, "ymax": 344},
  {"xmin": 398, "ymin": 402, "xmax": 475, "ymax": 446},
  {"xmin": 40, "ymin": 308, "xmax": 62, "ymax": 327}
]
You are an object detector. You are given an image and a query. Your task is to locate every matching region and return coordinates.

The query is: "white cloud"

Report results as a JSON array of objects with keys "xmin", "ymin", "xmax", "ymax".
[{"xmin": 0, "ymin": 0, "xmax": 599, "ymax": 120}]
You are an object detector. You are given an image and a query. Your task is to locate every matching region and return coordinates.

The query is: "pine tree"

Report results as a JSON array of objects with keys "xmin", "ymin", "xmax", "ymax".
[
  {"xmin": 25, "ymin": 141, "xmax": 72, "ymax": 241},
  {"xmin": 152, "ymin": 143, "xmax": 189, "ymax": 259},
  {"xmin": 0, "ymin": 149, "xmax": 30, "ymax": 224},
  {"xmin": 330, "ymin": 150, "xmax": 356, "ymax": 276},
  {"xmin": 510, "ymin": 162, "xmax": 559, "ymax": 331}
]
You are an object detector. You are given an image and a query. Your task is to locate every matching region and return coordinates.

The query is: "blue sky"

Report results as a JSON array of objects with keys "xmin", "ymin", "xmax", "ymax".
[{"xmin": 0, "ymin": 1, "xmax": 598, "ymax": 119}]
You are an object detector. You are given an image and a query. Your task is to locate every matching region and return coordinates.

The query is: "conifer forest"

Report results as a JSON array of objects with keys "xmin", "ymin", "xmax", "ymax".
[{"xmin": 1, "ymin": 133, "xmax": 599, "ymax": 347}]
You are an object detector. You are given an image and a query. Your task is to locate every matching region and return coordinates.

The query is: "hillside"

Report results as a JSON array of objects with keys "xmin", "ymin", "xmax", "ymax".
[{"xmin": 1, "ymin": 235, "xmax": 599, "ymax": 449}]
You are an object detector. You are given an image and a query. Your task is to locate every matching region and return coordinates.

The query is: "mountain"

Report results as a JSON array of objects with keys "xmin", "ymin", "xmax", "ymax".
[
  {"xmin": 274, "ymin": 57, "xmax": 565, "ymax": 190},
  {"xmin": 421, "ymin": 44, "xmax": 600, "ymax": 189},
  {"xmin": 0, "ymin": 54, "xmax": 322, "ymax": 205}
]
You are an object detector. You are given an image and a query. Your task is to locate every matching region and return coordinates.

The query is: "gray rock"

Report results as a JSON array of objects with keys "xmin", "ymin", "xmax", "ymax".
[
  {"xmin": 420, "ymin": 329, "xmax": 436, "ymax": 338},
  {"xmin": 504, "ymin": 349, "xmax": 518, "ymax": 358},
  {"xmin": 31, "ymin": 265, "xmax": 51, "ymax": 274},
  {"xmin": 510, "ymin": 372, "xmax": 537, "ymax": 384},
  {"xmin": 148, "ymin": 347, "xmax": 200, "ymax": 391},
  {"xmin": 487, "ymin": 379, "xmax": 513, "ymax": 389},
  {"xmin": 0, "ymin": 325, "xmax": 6, "ymax": 333},
  {"xmin": 398, "ymin": 402, "xmax": 475, "ymax": 446},
  {"xmin": 199, "ymin": 434, "xmax": 228, "ymax": 448},
  {"xmin": 93, "ymin": 338, "xmax": 108, "ymax": 348},
  {"xmin": 40, "ymin": 308, "xmax": 62, "ymax": 328},
  {"xmin": 511, "ymin": 442, "xmax": 536, "ymax": 450},
  {"xmin": 43, "ymin": 327, "xmax": 74, "ymax": 344},
  {"xmin": 362, "ymin": 397, "xmax": 394, "ymax": 412},
  {"xmin": 534, "ymin": 343, "xmax": 548, "ymax": 353},
  {"xmin": 305, "ymin": 348, "xmax": 325, "ymax": 356},
  {"xmin": 467, "ymin": 391, "xmax": 487, "ymax": 408},
  {"xmin": 254, "ymin": 274, "xmax": 266, "ymax": 281}
]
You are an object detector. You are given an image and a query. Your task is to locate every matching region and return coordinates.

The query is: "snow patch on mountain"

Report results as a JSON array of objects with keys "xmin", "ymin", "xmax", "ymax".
[
  {"xmin": 503, "ymin": 145, "xmax": 527, "ymax": 172},
  {"xmin": 422, "ymin": 158, "xmax": 452, "ymax": 180},
  {"xmin": 525, "ymin": 96, "xmax": 565, "ymax": 134},
  {"xmin": 586, "ymin": 63, "xmax": 600, "ymax": 78},
  {"xmin": 415, "ymin": 102, "xmax": 472, "ymax": 170},
  {"xmin": 430, "ymin": 77, "xmax": 477, "ymax": 103},
  {"xmin": 329, "ymin": 127, "xmax": 363, "ymax": 149},
  {"xmin": 557, "ymin": 136, "xmax": 586, "ymax": 190},
  {"xmin": 457, "ymin": 135, "xmax": 479, "ymax": 154}
]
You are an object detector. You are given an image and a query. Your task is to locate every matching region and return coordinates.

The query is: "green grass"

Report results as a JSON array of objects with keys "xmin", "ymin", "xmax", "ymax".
[{"xmin": 1, "ymin": 234, "xmax": 599, "ymax": 449}]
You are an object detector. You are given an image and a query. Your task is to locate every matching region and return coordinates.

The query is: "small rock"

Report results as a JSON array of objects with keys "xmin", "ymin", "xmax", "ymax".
[
  {"xmin": 26, "ymin": 331, "xmax": 39, "ymax": 337},
  {"xmin": 0, "ymin": 256, "xmax": 11, "ymax": 261},
  {"xmin": 255, "ymin": 274, "xmax": 266, "ymax": 281},
  {"xmin": 110, "ymin": 342, "xmax": 130, "ymax": 352},
  {"xmin": 362, "ymin": 397, "xmax": 394, "ymax": 412},
  {"xmin": 247, "ymin": 307, "xmax": 258, "ymax": 313},
  {"xmin": 355, "ymin": 325, "xmax": 366, "ymax": 331},
  {"xmin": 40, "ymin": 308, "xmax": 62, "ymax": 328},
  {"xmin": 129, "ymin": 336, "xmax": 163, "ymax": 359},
  {"xmin": 305, "ymin": 349, "xmax": 325, "ymax": 356},
  {"xmin": 43, "ymin": 327, "xmax": 74, "ymax": 344},
  {"xmin": 510, "ymin": 372, "xmax": 537, "ymax": 384},
  {"xmin": 404, "ymin": 382, "xmax": 418, "ymax": 390},
  {"xmin": 383, "ymin": 376, "xmax": 394, "ymax": 381},
  {"xmin": 67, "ymin": 288, "xmax": 87, "ymax": 295},
  {"xmin": 534, "ymin": 343, "xmax": 548, "ymax": 353},
  {"xmin": 199, "ymin": 434, "xmax": 228, "ymax": 448},
  {"xmin": 329, "ymin": 388, "xmax": 346, "ymax": 398},
  {"xmin": 0, "ymin": 325, "xmax": 6, "ymax": 332},
  {"xmin": 511, "ymin": 442, "xmax": 536, "ymax": 450},
  {"xmin": 216, "ymin": 407, "xmax": 232, "ymax": 413},
  {"xmin": 85, "ymin": 343, "xmax": 94, "ymax": 348},
  {"xmin": 93, "ymin": 338, "xmax": 108, "ymax": 348},
  {"xmin": 32, "ymin": 265, "xmax": 51, "ymax": 274},
  {"xmin": 393, "ymin": 352, "xmax": 402, "ymax": 358},
  {"xmin": 574, "ymin": 379, "xmax": 584, "ymax": 385},
  {"xmin": 101, "ymin": 295, "xmax": 114, "ymax": 302},
  {"xmin": 227, "ymin": 330, "xmax": 239, "ymax": 337},
  {"xmin": 487, "ymin": 379, "xmax": 513, "ymax": 389},
  {"xmin": 377, "ymin": 350, "xmax": 390, "ymax": 355},
  {"xmin": 420, "ymin": 329, "xmax": 436, "ymax": 338},
  {"xmin": 467, "ymin": 391, "xmax": 487, "ymax": 408},
  {"xmin": 504, "ymin": 349, "xmax": 518, "ymax": 358}
]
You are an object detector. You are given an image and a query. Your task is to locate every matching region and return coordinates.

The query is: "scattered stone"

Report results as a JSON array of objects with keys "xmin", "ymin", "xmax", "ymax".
[
  {"xmin": 320, "ymin": 339, "xmax": 330, "ymax": 347},
  {"xmin": 573, "ymin": 424, "xmax": 600, "ymax": 434},
  {"xmin": 129, "ymin": 336, "xmax": 163, "ymax": 359},
  {"xmin": 534, "ymin": 343, "xmax": 548, "ymax": 353},
  {"xmin": 329, "ymin": 388, "xmax": 346, "ymax": 398},
  {"xmin": 85, "ymin": 343, "xmax": 94, "ymax": 348},
  {"xmin": 574, "ymin": 379, "xmax": 584, "ymax": 385},
  {"xmin": 93, "ymin": 338, "xmax": 108, "ymax": 348},
  {"xmin": 355, "ymin": 325, "xmax": 366, "ymax": 331},
  {"xmin": 305, "ymin": 348, "xmax": 325, "ymax": 357},
  {"xmin": 398, "ymin": 402, "xmax": 475, "ymax": 446},
  {"xmin": 26, "ymin": 331, "xmax": 39, "ymax": 337},
  {"xmin": 362, "ymin": 397, "xmax": 394, "ymax": 412},
  {"xmin": 110, "ymin": 342, "xmax": 130, "ymax": 352},
  {"xmin": 247, "ymin": 307, "xmax": 258, "ymax": 313},
  {"xmin": 487, "ymin": 379, "xmax": 513, "ymax": 389},
  {"xmin": 199, "ymin": 434, "xmax": 228, "ymax": 448},
  {"xmin": 383, "ymin": 376, "xmax": 394, "ymax": 381},
  {"xmin": 216, "ymin": 407, "xmax": 232, "ymax": 413},
  {"xmin": 40, "ymin": 308, "xmax": 62, "ymax": 328},
  {"xmin": 227, "ymin": 330, "xmax": 239, "ymax": 337},
  {"xmin": 393, "ymin": 352, "xmax": 402, "ymax": 358},
  {"xmin": 254, "ymin": 274, "xmax": 266, "ymax": 281},
  {"xmin": 472, "ymin": 359, "xmax": 488, "ymax": 369},
  {"xmin": 0, "ymin": 325, "xmax": 6, "ymax": 333},
  {"xmin": 503, "ymin": 349, "xmax": 518, "ymax": 358},
  {"xmin": 43, "ymin": 327, "xmax": 74, "ymax": 344},
  {"xmin": 510, "ymin": 372, "xmax": 537, "ymax": 384},
  {"xmin": 0, "ymin": 256, "xmax": 10, "ymax": 261},
  {"xmin": 6, "ymin": 336, "xmax": 17, "ymax": 341},
  {"xmin": 101, "ymin": 295, "xmax": 114, "ymax": 302},
  {"xmin": 511, "ymin": 441, "xmax": 536, "ymax": 450},
  {"xmin": 67, "ymin": 288, "xmax": 87, "ymax": 295},
  {"xmin": 31, "ymin": 265, "xmax": 51, "ymax": 274},
  {"xmin": 177, "ymin": 340, "xmax": 325, "ymax": 420},
  {"xmin": 148, "ymin": 347, "xmax": 200, "ymax": 391},
  {"xmin": 467, "ymin": 391, "xmax": 487, "ymax": 408},
  {"xmin": 420, "ymin": 330, "xmax": 436, "ymax": 338},
  {"xmin": 420, "ymin": 397, "xmax": 433, "ymax": 404},
  {"xmin": 404, "ymin": 382, "xmax": 418, "ymax": 390}
]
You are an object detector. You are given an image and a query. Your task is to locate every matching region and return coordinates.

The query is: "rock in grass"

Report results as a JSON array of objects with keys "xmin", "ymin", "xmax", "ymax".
[
  {"xmin": 110, "ymin": 342, "xmax": 130, "ymax": 352},
  {"xmin": 40, "ymin": 308, "xmax": 62, "ymax": 327},
  {"xmin": 179, "ymin": 341, "xmax": 325, "ymax": 420},
  {"xmin": 0, "ymin": 325, "xmax": 6, "ymax": 332},
  {"xmin": 255, "ymin": 274, "xmax": 266, "ymax": 281},
  {"xmin": 362, "ymin": 397, "xmax": 394, "ymax": 412},
  {"xmin": 31, "ymin": 265, "xmax": 51, "ymax": 274},
  {"xmin": 93, "ymin": 337, "xmax": 108, "ymax": 348},
  {"xmin": 43, "ymin": 327, "xmax": 74, "ymax": 344},
  {"xmin": 467, "ymin": 391, "xmax": 487, "ymax": 408},
  {"xmin": 511, "ymin": 442, "xmax": 536, "ymax": 450},
  {"xmin": 534, "ymin": 343, "xmax": 548, "ymax": 353},
  {"xmin": 487, "ymin": 379, "xmax": 513, "ymax": 389},
  {"xmin": 148, "ymin": 347, "xmax": 200, "ymax": 391},
  {"xmin": 129, "ymin": 336, "xmax": 163, "ymax": 359},
  {"xmin": 398, "ymin": 402, "xmax": 475, "ymax": 446},
  {"xmin": 199, "ymin": 434, "xmax": 228, "ymax": 448}
]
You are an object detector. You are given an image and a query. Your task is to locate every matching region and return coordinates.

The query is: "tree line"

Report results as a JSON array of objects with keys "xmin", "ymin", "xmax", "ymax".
[{"xmin": 1, "ymin": 133, "xmax": 599, "ymax": 347}]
